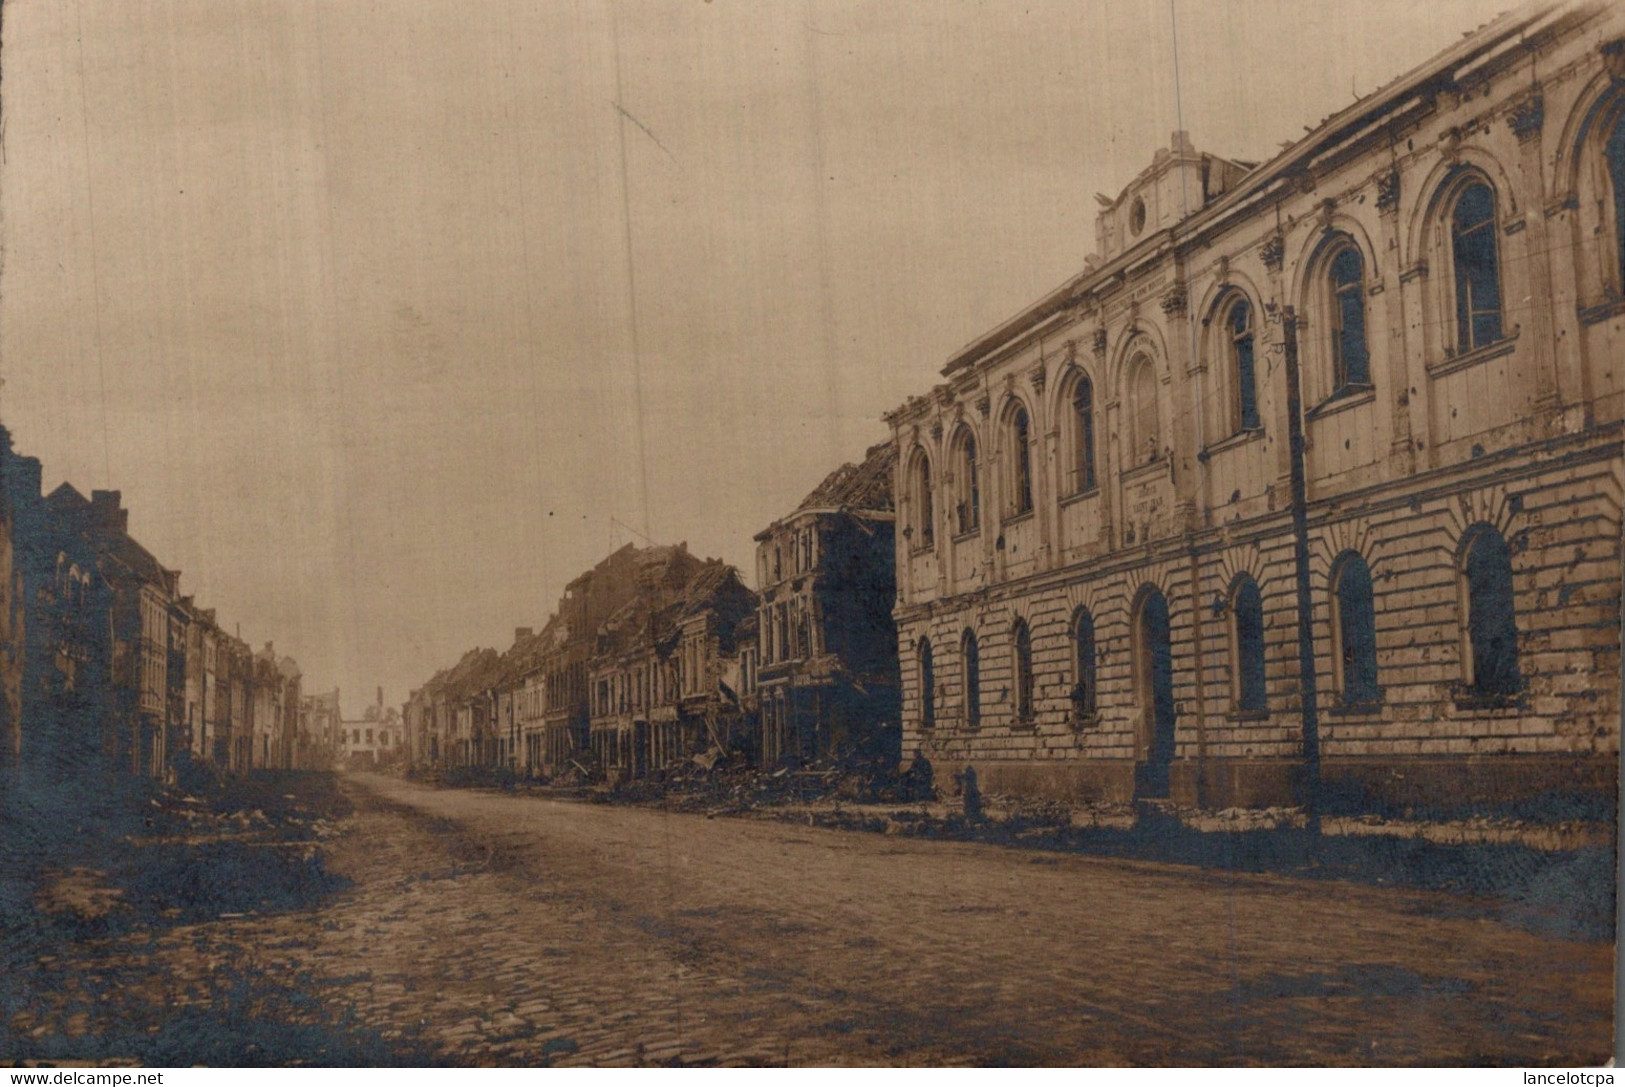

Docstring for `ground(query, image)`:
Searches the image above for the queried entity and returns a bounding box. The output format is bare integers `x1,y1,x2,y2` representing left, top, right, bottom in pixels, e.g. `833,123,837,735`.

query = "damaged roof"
756,441,896,541
594,558,755,660
795,441,896,516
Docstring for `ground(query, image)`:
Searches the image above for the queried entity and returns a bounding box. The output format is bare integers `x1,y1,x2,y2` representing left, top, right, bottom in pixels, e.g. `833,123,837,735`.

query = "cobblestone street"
6,773,1614,1066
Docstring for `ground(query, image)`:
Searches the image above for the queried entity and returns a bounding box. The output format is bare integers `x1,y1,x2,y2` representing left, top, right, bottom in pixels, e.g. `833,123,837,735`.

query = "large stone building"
885,5,1624,809
754,442,901,768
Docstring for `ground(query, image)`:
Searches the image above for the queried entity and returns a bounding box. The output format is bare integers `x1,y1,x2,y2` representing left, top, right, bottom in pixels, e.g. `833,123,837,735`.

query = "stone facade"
884,5,1624,809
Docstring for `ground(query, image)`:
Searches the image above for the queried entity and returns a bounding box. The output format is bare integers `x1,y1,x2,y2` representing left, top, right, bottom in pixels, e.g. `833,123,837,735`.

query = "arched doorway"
1135,586,1177,798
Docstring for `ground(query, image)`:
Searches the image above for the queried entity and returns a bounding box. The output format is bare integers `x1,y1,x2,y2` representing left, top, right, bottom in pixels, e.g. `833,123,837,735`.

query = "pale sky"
0,0,1516,716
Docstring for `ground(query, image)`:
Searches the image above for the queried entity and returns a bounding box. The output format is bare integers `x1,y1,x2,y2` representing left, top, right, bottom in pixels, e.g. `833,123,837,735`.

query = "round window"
1129,196,1147,237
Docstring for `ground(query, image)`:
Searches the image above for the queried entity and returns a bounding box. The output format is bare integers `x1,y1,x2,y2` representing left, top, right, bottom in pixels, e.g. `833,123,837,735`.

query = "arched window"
1450,179,1504,352
1609,113,1625,286
953,427,980,534
1007,405,1034,516
1071,609,1096,720
962,629,981,728
1328,241,1370,391
1225,298,1260,432
1071,375,1098,493
1230,577,1267,712
1133,586,1177,789
1012,619,1033,721
1127,353,1159,466
917,637,935,729
1331,553,1379,706
1461,526,1521,696
910,450,934,550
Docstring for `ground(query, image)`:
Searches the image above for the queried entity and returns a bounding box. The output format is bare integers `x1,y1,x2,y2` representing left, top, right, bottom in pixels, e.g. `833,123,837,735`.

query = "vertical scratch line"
610,0,679,1048
608,0,654,546
504,0,552,614
73,0,113,482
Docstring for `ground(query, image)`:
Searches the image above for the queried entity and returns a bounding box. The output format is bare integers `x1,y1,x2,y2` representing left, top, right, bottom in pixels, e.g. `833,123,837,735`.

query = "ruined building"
754,442,901,768
587,557,756,780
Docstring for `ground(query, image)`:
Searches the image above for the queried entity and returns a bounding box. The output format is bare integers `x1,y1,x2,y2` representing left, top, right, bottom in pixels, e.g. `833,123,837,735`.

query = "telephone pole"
1281,307,1322,833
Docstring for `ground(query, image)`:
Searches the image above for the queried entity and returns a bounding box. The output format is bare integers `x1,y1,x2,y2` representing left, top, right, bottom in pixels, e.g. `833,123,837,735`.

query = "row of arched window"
908,111,1625,548
914,522,1523,730
53,555,94,611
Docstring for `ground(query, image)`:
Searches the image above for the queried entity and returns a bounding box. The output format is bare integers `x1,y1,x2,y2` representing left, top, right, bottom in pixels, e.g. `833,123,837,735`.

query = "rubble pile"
21,773,354,937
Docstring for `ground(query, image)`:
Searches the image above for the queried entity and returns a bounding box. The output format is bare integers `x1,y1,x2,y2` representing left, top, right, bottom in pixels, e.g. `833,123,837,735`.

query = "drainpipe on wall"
1281,307,1323,833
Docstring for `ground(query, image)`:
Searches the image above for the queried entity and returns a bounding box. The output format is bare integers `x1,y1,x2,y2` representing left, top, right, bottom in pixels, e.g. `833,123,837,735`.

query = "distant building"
338,688,403,768
218,633,254,771
301,688,342,769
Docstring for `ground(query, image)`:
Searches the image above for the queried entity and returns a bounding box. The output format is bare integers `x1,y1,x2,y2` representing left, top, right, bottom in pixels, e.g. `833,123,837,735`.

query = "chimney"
376,685,383,708
515,626,533,645
14,457,42,504
90,490,128,534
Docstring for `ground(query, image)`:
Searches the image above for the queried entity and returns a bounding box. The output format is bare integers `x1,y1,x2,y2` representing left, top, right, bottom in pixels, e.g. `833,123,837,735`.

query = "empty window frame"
1071,608,1097,719
1012,618,1034,721
1609,111,1625,287
953,427,981,534
917,637,935,729
1127,354,1160,466
962,629,981,728
1230,577,1267,712
1327,239,1371,391
1449,179,1505,352
1070,375,1098,493
1007,405,1034,515
1224,298,1261,431
1331,553,1380,706
910,450,935,550
1461,526,1521,697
